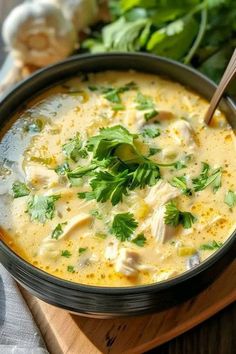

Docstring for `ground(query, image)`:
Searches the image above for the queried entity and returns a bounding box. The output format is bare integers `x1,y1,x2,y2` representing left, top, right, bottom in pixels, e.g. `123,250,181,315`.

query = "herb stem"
184,8,208,64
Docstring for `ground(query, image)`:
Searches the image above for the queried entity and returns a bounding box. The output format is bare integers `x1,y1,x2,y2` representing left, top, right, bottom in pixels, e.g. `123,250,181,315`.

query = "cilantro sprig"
135,92,155,110
63,133,88,162
132,233,147,247
111,212,138,241
192,162,222,193
224,190,236,209
199,240,223,251
170,176,192,196
164,201,196,229
12,181,30,198
26,195,60,223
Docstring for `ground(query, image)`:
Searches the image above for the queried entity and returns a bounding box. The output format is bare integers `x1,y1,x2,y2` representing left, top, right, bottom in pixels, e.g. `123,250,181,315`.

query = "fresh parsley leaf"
87,125,138,160
27,195,60,223
135,92,155,110
61,250,72,258
67,164,98,180
67,265,75,273
224,190,236,208
95,232,107,239
103,88,121,103
170,176,192,196
144,109,159,121
12,181,30,198
55,162,70,175
180,211,197,229
132,233,147,247
141,126,161,138
192,162,222,192
88,85,98,91
199,240,223,251
89,170,129,205
62,133,88,162
51,223,66,240
164,201,196,229
112,104,126,111
90,209,103,219
148,147,161,156
78,191,96,200
23,118,44,133
79,247,88,255
129,163,160,189
147,16,198,60
102,81,137,103
102,17,148,52
173,160,187,170
111,212,138,241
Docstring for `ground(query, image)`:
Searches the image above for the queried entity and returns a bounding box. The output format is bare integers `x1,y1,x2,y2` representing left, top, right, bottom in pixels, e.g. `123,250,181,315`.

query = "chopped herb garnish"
144,109,159,121
87,125,138,160
199,240,223,251
104,88,121,103
12,181,30,198
111,212,138,241
95,232,107,239
88,85,98,91
26,194,60,223
129,163,160,189
51,223,66,240
79,247,88,255
102,82,137,103
132,233,147,247
148,147,161,156
90,209,103,219
24,118,44,133
112,104,126,111
67,265,75,273
164,201,196,229
173,161,187,170
89,170,129,205
224,190,236,208
67,164,98,180
192,162,222,193
170,176,192,196
135,92,155,110
61,250,72,258
141,126,161,138
78,191,96,200
55,162,70,175
63,133,88,162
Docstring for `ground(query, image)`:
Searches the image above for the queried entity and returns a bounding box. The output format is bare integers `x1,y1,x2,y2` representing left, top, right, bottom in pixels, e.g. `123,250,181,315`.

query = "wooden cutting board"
20,260,236,354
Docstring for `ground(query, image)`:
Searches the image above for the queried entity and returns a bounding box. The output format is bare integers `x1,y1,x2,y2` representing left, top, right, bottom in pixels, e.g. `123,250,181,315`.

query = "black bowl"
0,53,236,318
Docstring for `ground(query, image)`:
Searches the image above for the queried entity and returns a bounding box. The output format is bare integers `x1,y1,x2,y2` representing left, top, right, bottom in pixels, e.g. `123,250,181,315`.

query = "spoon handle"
204,48,236,125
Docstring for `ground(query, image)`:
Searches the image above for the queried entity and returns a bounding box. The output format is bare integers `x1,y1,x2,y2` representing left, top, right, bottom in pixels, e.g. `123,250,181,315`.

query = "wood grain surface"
20,260,236,354
0,1,235,354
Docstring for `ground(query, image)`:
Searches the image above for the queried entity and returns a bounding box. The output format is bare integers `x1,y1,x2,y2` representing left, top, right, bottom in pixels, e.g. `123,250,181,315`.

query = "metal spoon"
204,48,236,125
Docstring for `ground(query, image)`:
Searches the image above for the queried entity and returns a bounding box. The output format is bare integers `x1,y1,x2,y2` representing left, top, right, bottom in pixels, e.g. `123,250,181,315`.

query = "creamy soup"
0,71,235,287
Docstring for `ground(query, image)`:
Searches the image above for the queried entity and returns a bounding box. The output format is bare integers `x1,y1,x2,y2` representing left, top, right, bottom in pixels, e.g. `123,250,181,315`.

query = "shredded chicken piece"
145,180,181,209
115,248,141,276
153,270,178,282
38,240,60,259
171,120,196,149
56,214,92,240
24,164,59,188
151,206,175,243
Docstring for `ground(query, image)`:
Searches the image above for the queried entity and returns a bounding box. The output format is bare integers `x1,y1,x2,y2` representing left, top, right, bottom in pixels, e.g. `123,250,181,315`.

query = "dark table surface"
0,1,235,354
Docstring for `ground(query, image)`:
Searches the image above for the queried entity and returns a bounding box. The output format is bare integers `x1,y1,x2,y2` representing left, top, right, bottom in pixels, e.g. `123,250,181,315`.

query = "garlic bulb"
37,0,99,31
2,1,76,67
